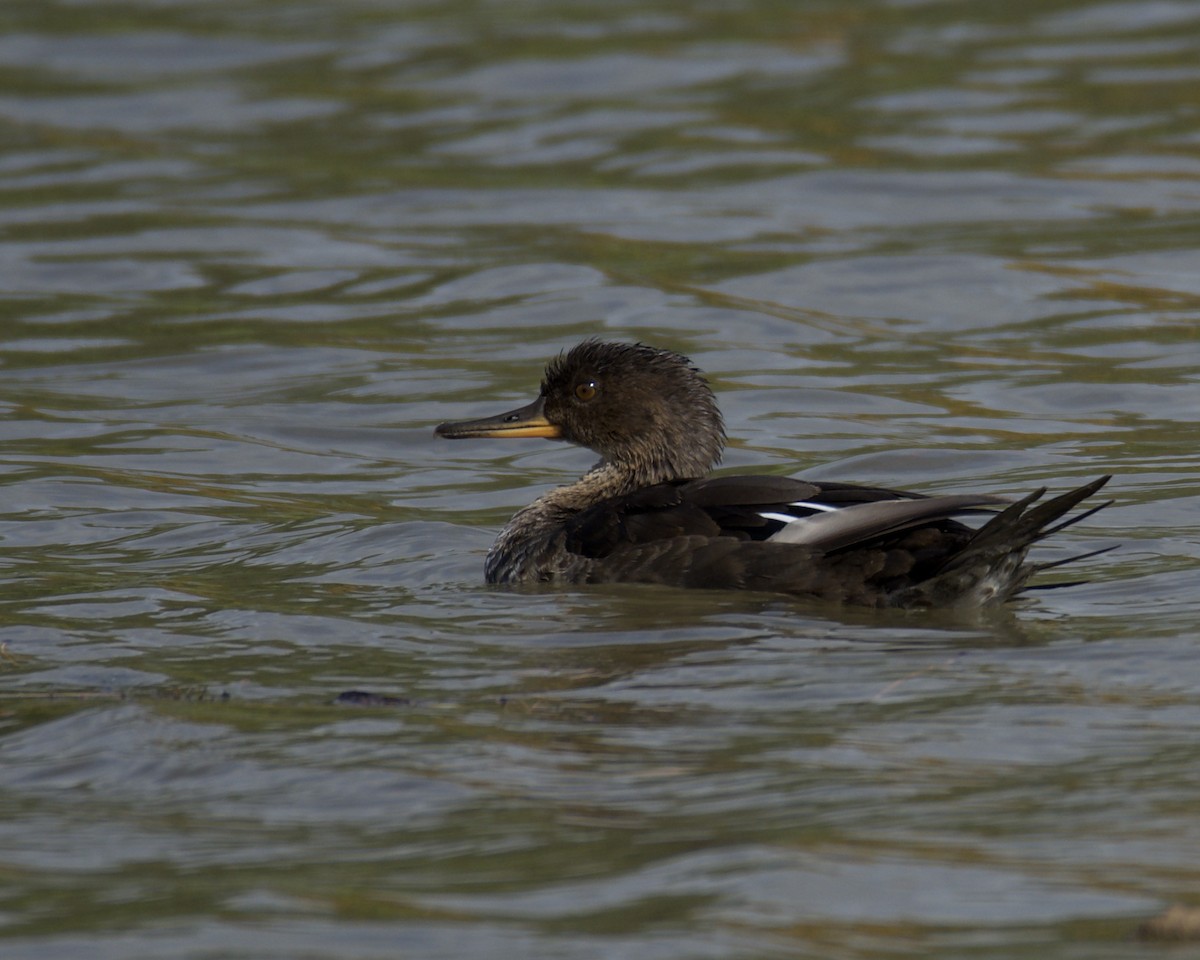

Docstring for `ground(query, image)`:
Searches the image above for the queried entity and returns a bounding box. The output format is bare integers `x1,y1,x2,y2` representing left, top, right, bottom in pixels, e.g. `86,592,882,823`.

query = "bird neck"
483,446,715,584
483,462,659,581
596,427,721,491
534,460,651,517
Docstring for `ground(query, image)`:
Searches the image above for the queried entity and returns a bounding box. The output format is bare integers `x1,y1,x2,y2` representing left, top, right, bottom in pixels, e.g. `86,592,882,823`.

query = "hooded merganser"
436,340,1112,608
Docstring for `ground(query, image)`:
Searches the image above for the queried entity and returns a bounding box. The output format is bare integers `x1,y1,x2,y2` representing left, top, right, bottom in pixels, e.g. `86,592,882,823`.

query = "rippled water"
2,1,1199,957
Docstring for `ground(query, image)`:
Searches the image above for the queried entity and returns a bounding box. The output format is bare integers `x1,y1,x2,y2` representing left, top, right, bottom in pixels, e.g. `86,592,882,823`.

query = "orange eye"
574,381,598,402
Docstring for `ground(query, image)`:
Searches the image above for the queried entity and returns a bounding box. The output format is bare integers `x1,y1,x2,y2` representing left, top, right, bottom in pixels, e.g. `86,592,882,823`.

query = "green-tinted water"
2,1,1198,957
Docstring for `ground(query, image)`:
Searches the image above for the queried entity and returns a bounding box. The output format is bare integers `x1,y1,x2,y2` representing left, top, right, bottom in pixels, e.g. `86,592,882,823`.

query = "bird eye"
574,381,598,402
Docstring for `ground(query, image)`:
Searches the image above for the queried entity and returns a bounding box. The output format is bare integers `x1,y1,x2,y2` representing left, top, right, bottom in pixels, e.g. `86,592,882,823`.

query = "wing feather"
563,476,1005,561
768,494,1006,550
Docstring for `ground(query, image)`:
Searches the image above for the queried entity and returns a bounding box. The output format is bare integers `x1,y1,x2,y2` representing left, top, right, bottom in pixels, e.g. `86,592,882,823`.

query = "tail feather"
1030,497,1114,543
970,475,1111,550
892,475,1113,607
1023,544,1121,591
1031,543,1120,574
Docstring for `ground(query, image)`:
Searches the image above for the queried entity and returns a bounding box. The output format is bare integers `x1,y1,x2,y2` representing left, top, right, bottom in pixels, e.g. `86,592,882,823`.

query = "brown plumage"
435,340,1113,608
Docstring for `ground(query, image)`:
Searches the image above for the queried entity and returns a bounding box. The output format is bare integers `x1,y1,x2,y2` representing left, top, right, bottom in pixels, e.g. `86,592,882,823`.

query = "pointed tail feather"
967,475,1112,552
893,475,1113,606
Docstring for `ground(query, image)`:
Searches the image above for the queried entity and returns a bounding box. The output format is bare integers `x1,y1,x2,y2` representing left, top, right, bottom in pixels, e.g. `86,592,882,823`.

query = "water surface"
1,0,1199,957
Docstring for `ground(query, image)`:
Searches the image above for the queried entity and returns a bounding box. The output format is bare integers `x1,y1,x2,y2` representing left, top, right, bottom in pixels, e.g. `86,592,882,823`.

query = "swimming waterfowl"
435,340,1112,608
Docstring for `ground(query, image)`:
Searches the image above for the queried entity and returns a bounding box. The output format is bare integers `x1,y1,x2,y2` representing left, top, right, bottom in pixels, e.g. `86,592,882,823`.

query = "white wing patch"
758,511,800,524
789,500,840,513
764,494,1004,549
757,501,842,525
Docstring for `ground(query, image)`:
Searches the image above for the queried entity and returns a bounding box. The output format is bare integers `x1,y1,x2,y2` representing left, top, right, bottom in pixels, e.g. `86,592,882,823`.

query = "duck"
435,340,1113,608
